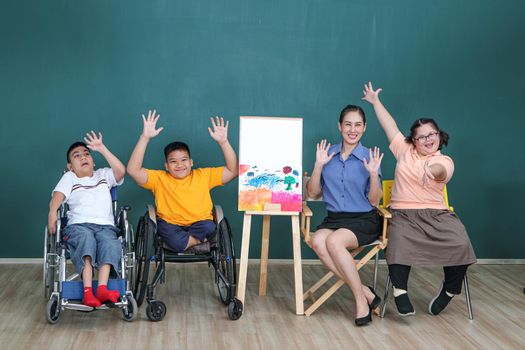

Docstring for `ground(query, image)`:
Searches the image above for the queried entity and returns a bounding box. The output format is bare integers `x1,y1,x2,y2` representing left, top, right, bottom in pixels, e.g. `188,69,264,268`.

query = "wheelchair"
133,204,243,321
43,187,138,324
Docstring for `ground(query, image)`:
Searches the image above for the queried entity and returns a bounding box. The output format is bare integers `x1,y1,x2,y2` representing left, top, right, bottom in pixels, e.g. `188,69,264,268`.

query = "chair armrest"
302,202,313,217
214,205,224,224
146,204,157,225
375,206,392,219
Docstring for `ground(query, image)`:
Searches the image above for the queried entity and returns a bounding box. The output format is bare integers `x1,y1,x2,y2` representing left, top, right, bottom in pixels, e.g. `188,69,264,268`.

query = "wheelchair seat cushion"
162,240,211,254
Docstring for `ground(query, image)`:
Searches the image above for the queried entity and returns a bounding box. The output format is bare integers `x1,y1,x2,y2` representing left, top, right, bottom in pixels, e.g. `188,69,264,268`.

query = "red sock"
96,285,120,303
83,287,101,307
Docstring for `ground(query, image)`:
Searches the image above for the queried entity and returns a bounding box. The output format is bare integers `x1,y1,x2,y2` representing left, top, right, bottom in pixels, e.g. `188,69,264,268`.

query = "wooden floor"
1,262,524,349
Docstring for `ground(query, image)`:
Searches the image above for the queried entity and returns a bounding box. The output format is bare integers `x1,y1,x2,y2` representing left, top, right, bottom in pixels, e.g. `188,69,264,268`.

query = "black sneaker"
429,282,454,315
394,293,416,316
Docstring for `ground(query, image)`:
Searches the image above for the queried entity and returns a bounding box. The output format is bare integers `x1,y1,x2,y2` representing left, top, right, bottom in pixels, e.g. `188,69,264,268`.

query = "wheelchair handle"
110,187,118,201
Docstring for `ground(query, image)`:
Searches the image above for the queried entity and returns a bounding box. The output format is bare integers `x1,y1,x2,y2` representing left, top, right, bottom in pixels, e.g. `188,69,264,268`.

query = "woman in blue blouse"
306,104,383,326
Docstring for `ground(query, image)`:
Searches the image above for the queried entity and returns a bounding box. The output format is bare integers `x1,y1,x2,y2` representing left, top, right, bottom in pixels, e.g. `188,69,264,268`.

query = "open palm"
316,139,335,166
84,131,105,152
363,147,383,174
361,81,382,105
142,109,164,139
208,116,229,144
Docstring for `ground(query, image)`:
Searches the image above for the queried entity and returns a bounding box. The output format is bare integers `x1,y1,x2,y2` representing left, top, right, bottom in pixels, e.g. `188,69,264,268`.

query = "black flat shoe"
355,307,372,327
394,293,416,316
367,286,382,310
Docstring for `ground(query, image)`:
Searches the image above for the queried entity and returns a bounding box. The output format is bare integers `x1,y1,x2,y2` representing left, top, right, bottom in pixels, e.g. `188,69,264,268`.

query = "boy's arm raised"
84,131,126,182
127,110,163,186
361,81,401,144
208,116,238,184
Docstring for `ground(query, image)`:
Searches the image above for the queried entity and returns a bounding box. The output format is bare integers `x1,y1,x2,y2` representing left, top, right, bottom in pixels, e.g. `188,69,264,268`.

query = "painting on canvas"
238,116,302,212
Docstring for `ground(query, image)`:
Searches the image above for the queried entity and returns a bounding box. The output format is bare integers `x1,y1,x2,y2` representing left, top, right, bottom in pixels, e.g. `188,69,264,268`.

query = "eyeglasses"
414,131,439,143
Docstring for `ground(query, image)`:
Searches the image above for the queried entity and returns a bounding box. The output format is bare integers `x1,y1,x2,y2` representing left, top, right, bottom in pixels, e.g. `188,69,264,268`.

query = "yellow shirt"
143,167,224,226
389,132,454,210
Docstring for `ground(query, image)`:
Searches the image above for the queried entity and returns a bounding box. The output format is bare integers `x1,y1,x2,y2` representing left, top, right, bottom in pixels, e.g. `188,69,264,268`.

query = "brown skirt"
385,209,476,267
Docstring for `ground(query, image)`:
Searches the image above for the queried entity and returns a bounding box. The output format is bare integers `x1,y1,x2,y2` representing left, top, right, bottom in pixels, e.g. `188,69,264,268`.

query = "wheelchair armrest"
214,205,224,224
146,204,157,225
375,206,392,219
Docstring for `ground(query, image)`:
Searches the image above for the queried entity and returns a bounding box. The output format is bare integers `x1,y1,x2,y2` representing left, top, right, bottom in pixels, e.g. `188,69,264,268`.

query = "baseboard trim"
0,258,43,264
252,258,525,265
2,258,524,265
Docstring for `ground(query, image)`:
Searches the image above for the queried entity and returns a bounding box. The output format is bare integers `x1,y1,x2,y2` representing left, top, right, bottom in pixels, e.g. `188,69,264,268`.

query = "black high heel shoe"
367,286,381,310
355,307,372,327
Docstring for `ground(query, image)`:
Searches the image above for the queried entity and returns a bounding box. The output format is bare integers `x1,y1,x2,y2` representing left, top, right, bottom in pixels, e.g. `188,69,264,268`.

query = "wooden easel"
236,204,304,315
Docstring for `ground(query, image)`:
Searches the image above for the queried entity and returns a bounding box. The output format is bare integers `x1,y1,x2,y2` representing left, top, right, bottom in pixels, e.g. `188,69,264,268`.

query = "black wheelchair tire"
227,298,243,321
146,300,167,322
133,215,152,307
216,217,236,305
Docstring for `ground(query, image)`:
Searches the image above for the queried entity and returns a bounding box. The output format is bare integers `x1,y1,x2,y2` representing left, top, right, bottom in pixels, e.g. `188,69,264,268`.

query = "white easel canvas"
238,116,303,212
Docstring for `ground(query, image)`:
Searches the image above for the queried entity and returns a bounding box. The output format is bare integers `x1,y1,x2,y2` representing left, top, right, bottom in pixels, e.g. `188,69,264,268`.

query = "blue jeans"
64,223,121,276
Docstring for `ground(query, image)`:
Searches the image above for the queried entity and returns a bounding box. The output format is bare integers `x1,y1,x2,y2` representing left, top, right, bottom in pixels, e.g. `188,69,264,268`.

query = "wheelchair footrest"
61,279,126,300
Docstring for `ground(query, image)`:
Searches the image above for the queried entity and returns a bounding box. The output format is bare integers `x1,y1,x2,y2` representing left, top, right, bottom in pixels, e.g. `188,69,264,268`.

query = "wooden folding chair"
300,174,392,316
378,180,474,320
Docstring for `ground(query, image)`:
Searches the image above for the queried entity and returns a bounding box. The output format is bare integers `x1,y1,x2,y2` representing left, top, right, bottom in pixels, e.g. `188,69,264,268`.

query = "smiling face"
338,110,366,146
164,149,193,179
67,145,94,177
412,123,440,156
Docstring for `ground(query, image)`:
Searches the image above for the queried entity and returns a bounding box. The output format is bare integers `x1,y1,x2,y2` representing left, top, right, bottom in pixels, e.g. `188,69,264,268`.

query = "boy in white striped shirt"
48,131,126,308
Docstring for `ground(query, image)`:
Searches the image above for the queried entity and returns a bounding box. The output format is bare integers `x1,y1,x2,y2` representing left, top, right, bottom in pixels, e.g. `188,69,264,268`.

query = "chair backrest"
381,179,453,211
381,180,394,208
302,173,323,202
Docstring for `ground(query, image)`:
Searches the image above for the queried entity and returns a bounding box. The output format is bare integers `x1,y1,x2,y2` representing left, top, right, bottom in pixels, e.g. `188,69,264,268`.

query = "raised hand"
316,139,335,166
141,109,164,139
361,81,382,105
84,130,105,153
208,116,229,145
363,147,384,175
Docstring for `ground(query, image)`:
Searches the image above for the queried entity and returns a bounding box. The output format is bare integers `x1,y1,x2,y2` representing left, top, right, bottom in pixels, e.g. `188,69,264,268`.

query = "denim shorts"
64,223,121,276
157,219,216,253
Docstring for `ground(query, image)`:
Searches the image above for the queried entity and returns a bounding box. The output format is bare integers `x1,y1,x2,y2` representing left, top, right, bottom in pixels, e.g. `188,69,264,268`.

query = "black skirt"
316,210,382,246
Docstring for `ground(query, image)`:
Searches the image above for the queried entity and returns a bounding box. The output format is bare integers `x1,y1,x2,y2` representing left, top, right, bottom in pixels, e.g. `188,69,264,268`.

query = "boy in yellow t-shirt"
127,110,238,252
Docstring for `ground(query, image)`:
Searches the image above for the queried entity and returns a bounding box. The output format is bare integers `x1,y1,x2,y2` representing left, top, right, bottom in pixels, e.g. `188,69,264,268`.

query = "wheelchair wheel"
227,298,243,321
146,300,166,322
121,293,138,322
133,215,153,306
43,228,57,300
125,225,137,293
46,294,61,324
216,217,236,305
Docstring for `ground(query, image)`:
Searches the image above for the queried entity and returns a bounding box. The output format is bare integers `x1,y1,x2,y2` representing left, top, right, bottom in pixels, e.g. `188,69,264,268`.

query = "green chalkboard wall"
1,0,524,259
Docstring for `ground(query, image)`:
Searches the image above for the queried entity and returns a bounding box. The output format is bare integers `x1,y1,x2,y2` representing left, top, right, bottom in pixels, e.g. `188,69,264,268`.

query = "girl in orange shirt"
362,82,476,317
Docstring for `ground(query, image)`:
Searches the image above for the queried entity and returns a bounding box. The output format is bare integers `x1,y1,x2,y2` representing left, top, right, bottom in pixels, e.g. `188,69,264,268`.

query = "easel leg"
236,214,252,305
291,215,304,315
259,215,271,296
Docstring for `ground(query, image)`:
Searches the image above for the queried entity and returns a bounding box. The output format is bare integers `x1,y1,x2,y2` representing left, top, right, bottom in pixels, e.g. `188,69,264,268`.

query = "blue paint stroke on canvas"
245,173,282,188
